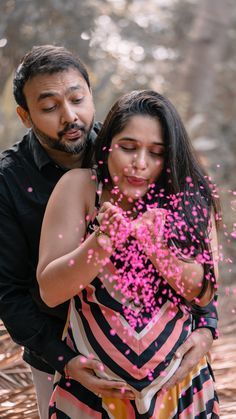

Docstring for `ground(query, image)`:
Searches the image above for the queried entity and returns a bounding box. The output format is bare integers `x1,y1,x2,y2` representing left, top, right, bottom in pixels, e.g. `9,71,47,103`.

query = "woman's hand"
97,202,130,246
131,208,167,254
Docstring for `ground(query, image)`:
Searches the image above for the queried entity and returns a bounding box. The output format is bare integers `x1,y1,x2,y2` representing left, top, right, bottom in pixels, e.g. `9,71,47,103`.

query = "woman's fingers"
98,204,125,236
99,201,119,214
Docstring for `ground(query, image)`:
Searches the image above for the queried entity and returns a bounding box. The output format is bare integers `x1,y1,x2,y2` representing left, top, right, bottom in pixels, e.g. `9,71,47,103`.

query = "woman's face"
107,114,165,203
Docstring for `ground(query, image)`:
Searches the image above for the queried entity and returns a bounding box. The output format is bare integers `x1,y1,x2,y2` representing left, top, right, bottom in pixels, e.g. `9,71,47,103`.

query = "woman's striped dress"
49,205,219,418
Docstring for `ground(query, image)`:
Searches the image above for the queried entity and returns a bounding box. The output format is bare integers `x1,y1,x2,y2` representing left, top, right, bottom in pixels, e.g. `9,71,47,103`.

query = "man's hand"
162,328,213,391
66,355,135,399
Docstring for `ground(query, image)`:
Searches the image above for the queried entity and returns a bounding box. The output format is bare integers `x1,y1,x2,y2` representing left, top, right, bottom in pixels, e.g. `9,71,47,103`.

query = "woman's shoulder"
46,168,97,220
48,169,97,212
61,167,95,181
57,168,97,192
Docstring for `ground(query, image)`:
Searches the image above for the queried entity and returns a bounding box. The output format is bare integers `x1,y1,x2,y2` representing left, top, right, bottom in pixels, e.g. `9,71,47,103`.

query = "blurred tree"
0,0,235,283
0,0,180,144
0,3,235,412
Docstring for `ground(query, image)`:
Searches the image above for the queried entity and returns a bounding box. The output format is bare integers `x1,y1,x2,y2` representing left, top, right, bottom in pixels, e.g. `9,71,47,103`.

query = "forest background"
0,0,235,417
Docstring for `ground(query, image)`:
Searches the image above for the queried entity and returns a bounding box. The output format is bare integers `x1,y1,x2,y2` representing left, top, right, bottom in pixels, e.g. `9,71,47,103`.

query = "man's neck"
40,143,84,169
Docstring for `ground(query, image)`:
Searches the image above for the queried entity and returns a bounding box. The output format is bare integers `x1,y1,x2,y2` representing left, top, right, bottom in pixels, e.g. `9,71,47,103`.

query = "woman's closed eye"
150,150,165,157
119,145,136,151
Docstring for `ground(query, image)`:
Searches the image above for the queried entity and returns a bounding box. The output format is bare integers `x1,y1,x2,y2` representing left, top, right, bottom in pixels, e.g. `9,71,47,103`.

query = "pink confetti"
82,184,221,331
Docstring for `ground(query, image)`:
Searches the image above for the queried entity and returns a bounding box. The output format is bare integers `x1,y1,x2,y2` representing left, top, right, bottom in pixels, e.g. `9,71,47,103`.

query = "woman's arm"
132,209,219,306
37,169,113,308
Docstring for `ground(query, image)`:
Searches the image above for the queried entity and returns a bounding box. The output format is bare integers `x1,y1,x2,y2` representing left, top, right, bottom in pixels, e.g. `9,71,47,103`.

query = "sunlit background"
0,0,235,417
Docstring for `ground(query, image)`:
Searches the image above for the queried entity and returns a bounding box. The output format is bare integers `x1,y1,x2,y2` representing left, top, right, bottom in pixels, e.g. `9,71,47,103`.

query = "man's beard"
31,120,94,155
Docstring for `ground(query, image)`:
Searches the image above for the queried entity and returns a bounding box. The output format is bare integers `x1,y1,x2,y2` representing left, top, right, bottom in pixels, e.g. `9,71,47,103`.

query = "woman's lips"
126,176,148,186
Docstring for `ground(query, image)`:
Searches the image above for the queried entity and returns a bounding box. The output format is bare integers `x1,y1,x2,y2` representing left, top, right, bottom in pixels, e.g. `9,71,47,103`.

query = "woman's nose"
132,151,148,170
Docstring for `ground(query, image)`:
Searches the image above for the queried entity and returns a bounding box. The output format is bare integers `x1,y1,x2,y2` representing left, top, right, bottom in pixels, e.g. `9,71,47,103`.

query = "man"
0,45,218,418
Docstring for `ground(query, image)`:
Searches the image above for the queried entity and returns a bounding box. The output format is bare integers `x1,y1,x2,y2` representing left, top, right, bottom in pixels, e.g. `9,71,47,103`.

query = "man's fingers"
163,357,196,391
86,376,135,399
162,330,214,392
163,363,190,390
163,338,194,390
67,356,135,399
101,389,135,399
163,373,180,391
78,357,104,372
174,335,193,359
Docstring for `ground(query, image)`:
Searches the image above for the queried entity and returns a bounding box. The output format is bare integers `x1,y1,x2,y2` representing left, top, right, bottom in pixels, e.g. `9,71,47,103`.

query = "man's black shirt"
0,127,100,374
0,127,218,375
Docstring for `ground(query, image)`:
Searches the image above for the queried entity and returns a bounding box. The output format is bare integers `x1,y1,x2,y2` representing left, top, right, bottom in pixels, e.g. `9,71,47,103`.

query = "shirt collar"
27,122,102,171
28,129,53,171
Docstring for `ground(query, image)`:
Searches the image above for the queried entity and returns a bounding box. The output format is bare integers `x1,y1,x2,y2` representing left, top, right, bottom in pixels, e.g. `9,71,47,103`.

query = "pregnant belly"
68,298,191,391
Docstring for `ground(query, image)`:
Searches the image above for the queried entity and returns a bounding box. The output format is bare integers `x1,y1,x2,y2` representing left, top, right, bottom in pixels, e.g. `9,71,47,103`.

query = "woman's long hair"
94,90,221,299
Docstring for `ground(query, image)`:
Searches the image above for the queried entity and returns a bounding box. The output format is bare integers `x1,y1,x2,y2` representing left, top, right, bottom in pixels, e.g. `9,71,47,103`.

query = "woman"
37,90,220,418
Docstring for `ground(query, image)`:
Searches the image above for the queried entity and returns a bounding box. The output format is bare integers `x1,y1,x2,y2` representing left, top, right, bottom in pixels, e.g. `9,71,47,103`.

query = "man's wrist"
192,317,219,340
42,338,78,375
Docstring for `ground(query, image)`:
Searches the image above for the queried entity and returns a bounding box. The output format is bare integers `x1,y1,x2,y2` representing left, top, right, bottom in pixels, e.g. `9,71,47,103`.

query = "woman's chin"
123,188,147,201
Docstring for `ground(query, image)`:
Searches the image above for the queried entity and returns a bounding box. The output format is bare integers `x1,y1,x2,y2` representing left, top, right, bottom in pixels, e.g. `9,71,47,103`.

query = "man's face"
21,68,95,154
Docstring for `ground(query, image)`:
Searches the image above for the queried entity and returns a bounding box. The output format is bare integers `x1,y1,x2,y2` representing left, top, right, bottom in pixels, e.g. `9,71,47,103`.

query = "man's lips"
126,176,148,186
63,129,84,140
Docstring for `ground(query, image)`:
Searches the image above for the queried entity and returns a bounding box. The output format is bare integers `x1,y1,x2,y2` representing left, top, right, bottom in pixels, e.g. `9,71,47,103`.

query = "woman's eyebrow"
118,137,165,146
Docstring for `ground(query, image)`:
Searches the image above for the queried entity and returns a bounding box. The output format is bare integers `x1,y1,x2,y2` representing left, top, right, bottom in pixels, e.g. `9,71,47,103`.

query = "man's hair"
13,45,91,110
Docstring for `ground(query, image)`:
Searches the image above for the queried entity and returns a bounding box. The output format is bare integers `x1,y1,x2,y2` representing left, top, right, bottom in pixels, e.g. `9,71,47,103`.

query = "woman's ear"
16,106,32,128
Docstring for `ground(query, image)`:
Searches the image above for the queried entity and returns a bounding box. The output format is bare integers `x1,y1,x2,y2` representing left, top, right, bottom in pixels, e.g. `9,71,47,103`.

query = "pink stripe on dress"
54,386,101,419
78,298,188,380
83,286,189,356
178,378,217,418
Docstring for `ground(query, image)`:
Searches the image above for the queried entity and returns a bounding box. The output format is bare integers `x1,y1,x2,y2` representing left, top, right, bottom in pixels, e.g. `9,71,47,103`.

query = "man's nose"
61,103,78,124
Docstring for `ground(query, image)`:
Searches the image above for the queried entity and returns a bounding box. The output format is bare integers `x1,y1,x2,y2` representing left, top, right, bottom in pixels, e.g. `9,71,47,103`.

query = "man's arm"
0,181,135,398
191,295,218,338
162,297,218,390
0,189,77,374
162,328,213,391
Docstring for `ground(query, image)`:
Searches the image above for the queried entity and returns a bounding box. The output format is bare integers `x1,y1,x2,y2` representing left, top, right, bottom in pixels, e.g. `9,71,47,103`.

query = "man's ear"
16,106,32,128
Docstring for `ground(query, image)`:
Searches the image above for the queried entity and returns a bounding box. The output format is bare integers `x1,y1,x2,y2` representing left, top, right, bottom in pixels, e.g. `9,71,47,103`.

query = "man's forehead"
37,85,82,102
24,68,87,98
